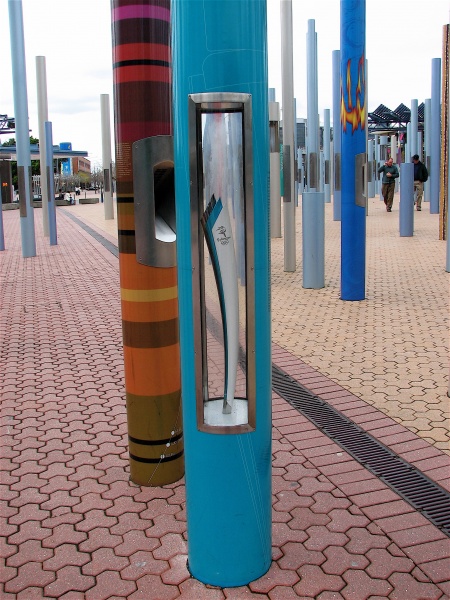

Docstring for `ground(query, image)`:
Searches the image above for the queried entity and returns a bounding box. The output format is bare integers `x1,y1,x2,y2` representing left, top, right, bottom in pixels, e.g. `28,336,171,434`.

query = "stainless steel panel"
335,153,341,191
133,135,176,268
355,152,367,208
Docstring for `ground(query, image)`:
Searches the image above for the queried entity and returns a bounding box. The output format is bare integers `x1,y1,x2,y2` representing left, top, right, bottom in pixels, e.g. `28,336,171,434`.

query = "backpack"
422,165,428,182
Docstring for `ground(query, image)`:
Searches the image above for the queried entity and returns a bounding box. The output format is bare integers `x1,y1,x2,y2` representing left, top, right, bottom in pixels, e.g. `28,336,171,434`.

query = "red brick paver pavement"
1,205,449,599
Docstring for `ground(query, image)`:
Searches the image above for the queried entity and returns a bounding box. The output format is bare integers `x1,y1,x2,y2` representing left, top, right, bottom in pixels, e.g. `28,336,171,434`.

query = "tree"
1,136,41,188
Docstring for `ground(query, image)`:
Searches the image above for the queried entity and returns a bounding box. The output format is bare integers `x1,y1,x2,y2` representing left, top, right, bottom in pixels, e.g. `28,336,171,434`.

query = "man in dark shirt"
412,154,428,211
378,157,399,212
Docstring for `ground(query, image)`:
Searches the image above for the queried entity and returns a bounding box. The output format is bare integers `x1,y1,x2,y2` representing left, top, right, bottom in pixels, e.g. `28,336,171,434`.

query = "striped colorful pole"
111,0,184,486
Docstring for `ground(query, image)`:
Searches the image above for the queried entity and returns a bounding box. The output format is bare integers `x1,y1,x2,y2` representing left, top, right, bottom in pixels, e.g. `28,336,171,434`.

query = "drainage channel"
272,365,450,537
71,218,450,537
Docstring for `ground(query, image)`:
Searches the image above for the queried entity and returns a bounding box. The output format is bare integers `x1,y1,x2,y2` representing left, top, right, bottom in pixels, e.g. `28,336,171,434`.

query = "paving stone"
81,547,129,576
345,527,390,554
340,570,393,599
418,557,450,583
4,562,56,594
248,562,300,594
6,539,53,568
365,548,414,578
160,554,190,586
43,566,95,597
321,546,369,575
304,526,349,552
387,525,447,549
388,572,443,600
294,564,345,597
129,574,181,600
42,543,90,571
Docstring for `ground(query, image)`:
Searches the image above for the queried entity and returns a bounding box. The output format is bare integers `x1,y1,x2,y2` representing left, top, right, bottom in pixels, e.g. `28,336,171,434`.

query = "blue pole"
332,49,341,221
45,122,57,245
399,163,414,237
340,0,366,301
8,0,36,258
430,58,441,214
172,0,271,587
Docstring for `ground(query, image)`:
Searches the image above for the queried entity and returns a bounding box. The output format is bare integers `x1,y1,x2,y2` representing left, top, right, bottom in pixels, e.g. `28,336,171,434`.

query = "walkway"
0,196,449,599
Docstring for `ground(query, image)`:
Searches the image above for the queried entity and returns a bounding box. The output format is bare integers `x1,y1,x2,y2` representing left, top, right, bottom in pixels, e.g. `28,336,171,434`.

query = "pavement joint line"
60,208,119,257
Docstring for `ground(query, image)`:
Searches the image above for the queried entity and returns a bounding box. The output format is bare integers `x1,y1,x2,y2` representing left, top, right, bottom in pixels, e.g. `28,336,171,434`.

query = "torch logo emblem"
340,52,366,133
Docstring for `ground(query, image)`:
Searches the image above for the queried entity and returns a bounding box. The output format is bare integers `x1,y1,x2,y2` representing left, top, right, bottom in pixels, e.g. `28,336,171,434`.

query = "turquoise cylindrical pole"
332,49,341,221
340,0,366,301
172,0,271,587
430,58,441,215
399,163,414,237
8,0,36,258
44,122,57,245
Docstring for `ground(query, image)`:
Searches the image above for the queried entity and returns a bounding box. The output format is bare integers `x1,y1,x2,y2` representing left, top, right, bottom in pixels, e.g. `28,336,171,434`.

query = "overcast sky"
0,0,448,165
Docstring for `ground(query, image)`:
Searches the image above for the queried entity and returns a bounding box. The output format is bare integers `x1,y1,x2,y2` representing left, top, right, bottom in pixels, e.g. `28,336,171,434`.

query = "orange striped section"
121,297,179,322
115,42,170,63
123,345,181,396
119,256,177,289
115,65,171,84
117,211,135,231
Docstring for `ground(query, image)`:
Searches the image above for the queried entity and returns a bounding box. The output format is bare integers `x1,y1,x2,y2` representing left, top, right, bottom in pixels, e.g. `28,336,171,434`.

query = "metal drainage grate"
272,365,450,537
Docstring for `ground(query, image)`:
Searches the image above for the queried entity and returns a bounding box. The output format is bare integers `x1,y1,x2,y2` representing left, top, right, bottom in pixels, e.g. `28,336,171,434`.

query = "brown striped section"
122,318,179,348
112,0,182,486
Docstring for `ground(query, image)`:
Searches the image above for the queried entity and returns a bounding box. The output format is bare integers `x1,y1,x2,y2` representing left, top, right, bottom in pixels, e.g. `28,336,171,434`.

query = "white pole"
36,56,49,237
101,94,114,220
323,108,331,203
280,0,296,271
410,99,418,159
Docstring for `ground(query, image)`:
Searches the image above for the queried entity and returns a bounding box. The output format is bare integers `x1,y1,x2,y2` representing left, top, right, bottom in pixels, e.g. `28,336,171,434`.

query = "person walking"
378,157,399,212
412,154,428,211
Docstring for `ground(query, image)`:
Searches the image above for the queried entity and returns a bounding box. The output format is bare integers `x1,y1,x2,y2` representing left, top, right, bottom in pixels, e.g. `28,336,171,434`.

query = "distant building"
71,156,91,177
